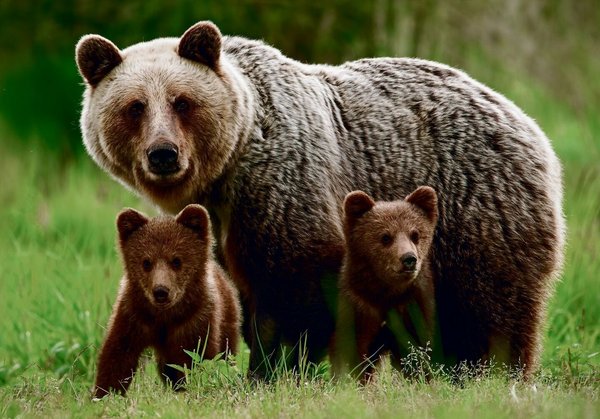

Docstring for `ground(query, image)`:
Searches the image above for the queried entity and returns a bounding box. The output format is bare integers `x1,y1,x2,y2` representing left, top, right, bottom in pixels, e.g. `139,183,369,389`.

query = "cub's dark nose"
401,252,417,271
153,286,170,304
147,142,179,175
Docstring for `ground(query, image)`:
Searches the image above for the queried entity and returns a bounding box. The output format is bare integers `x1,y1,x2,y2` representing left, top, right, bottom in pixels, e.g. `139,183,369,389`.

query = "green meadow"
0,1,599,417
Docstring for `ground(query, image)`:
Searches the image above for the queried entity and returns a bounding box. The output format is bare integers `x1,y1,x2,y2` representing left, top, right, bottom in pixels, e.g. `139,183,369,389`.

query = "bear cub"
339,186,438,380
93,204,240,398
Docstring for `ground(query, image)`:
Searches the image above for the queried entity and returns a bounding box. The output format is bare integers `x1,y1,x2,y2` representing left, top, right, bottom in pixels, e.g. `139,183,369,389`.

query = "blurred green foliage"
0,0,599,157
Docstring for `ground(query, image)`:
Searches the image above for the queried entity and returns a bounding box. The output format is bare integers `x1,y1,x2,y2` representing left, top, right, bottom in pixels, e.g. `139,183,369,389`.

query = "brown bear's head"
116,204,213,310
76,21,253,214
342,186,438,303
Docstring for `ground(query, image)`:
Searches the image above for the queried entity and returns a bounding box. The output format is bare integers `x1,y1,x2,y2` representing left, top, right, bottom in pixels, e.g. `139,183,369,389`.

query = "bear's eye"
173,97,190,114
410,230,420,244
171,257,182,270
142,258,152,272
128,101,145,119
381,233,393,246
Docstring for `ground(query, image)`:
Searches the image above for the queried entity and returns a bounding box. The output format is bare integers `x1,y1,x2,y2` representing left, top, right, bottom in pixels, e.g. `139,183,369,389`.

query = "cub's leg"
94,311,145,398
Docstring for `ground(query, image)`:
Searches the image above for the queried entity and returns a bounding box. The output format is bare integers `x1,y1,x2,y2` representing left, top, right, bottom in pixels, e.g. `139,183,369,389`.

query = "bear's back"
219,38,564,362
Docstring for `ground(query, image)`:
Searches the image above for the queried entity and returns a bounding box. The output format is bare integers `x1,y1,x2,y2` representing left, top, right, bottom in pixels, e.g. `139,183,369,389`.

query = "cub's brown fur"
337,187,438,380
93,204,240,398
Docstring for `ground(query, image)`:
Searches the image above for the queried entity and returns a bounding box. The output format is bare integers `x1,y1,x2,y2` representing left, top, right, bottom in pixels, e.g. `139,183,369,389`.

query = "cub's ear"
75,35,122,87
178,21,222,70
176,204,210,240
116,208,148,243
344,191,375,221
405,186,438,222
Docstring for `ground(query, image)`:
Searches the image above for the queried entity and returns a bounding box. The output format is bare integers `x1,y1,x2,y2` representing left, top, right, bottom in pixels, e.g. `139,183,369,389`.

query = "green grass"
0,81,598,417
1,360,598,418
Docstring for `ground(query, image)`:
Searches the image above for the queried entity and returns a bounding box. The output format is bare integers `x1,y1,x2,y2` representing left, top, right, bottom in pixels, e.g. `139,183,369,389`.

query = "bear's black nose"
147,142,179,175
153,286,170,303
401,253,417,271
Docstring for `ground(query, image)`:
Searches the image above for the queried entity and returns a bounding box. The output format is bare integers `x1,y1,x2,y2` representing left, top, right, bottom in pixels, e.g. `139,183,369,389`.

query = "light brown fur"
93,204,240,398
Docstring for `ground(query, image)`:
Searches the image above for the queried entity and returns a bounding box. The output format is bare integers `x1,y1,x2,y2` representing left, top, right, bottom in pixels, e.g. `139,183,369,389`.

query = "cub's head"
76,21,251,213
343,186,438,297
116,204,212,309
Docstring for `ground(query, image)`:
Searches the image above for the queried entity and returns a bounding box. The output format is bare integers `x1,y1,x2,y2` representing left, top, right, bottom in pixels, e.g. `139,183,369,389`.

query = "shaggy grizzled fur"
93,205,240,398
77,21,565,379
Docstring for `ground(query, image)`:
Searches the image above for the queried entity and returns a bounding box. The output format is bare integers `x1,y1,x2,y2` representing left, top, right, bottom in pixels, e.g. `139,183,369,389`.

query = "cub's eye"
173,97,190,114
381,233,393,246
142,259,152,272
128,101,145,119
410,230,420,244
171,257,182,270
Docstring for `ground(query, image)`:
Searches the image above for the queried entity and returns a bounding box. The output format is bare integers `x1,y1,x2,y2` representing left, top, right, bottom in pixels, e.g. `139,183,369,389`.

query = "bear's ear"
116,208,148,243
176,204,210,240
344,191,376,221
405,186,438,222
178,21,222,70
75,35,122,87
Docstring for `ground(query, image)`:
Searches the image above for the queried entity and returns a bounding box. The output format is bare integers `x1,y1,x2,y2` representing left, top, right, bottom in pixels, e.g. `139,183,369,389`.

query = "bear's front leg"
156,355,187,390
93,311,145,398
155,341,205,390
247,310,282,380
354,309,386,383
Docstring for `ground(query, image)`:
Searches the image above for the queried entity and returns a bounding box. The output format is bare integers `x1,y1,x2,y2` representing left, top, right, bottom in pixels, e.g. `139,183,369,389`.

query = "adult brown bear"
76,21,565,378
